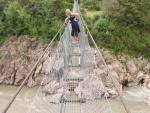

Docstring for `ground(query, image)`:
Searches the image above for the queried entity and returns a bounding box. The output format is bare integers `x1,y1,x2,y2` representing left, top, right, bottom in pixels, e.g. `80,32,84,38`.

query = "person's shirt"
70,12,79,22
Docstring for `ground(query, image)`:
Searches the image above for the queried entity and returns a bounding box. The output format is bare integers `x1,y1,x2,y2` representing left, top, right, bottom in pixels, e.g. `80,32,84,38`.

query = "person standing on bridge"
65,9,80,42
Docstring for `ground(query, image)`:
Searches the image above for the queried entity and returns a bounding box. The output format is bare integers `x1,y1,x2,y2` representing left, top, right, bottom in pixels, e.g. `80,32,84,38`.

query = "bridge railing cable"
73,1,113,113
1,22,66,113
80,13,131,113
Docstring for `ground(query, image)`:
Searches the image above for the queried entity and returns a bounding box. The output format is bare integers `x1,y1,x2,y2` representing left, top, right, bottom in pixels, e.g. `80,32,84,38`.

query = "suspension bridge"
1,1,132,113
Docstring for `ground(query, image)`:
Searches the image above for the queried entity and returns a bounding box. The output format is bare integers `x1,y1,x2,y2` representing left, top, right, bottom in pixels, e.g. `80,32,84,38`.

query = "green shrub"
0,19,4,33
83,0,150,58
82,0,101,11
0,0,72,45
95,18,109,32
3,1,29,36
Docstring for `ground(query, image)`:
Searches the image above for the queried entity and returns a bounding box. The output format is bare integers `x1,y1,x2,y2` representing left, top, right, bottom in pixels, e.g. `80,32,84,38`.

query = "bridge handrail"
1,22,66,113
80,13,131,113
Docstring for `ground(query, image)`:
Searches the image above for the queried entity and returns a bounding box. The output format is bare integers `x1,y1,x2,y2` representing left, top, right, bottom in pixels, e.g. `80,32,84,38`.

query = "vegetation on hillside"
0,0,149,58
81,0,150,58
0,0,72,45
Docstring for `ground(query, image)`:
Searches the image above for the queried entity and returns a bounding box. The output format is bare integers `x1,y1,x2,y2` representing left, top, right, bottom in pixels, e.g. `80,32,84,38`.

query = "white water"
0,86,150,113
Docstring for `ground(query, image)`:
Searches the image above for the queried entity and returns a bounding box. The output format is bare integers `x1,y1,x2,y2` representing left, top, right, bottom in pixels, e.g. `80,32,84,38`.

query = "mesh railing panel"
28,1,112,113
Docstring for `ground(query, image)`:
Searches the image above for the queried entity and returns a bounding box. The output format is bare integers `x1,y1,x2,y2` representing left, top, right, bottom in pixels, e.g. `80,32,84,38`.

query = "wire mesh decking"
27,1,112,113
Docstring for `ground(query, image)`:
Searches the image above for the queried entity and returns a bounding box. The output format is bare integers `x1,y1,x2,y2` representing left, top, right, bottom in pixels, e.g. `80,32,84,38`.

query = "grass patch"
85,10,103,19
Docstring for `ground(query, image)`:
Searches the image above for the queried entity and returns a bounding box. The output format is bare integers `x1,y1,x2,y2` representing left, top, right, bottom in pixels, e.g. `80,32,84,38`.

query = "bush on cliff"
0,0,72,45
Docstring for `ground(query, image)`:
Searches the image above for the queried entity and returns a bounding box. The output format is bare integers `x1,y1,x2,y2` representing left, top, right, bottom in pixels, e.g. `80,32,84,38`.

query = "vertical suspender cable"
1,23,65,113
80,14,131,113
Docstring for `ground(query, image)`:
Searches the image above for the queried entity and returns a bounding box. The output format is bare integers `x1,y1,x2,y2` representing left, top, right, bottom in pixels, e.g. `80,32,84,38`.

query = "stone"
135,57,148,70
127,61,138,75
75,75,105,100
111,61,126,73
93,68,107,85
106,88,118,98
136,71,146,84
27,76,37,87
146,95,150,105
14,64,28,85
42,80,60,95
47,93,62,104
144,63,150,74
106,71,122,94
34,64,43,77
106,71,119,87
143,75,150,89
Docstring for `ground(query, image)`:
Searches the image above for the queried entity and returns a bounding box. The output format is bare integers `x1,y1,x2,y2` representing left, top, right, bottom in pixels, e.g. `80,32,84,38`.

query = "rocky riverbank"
95,49,150,90
0,36,150,104
0,36,53,87
94,49,150,105
0,36,149,91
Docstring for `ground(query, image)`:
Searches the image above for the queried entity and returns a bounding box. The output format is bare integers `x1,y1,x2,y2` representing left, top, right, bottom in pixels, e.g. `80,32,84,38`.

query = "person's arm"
65,17,70,25
71,12,79,16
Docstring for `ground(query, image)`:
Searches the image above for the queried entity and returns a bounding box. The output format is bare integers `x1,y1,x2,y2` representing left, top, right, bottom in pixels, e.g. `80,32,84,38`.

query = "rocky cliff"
0,36,150,90
0,36,53,87
95,49,150,89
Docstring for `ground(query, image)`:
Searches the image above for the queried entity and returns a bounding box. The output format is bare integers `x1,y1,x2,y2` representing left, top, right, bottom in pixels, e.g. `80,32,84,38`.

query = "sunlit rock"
75,75,105,100
47,93,62,104
127,61,138,75
144,63,150,74
42,80,60,95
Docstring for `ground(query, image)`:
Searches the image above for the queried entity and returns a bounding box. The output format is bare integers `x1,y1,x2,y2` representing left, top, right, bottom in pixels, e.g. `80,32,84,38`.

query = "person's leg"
71,31,75,42
73,33,77,41
75,32,79,41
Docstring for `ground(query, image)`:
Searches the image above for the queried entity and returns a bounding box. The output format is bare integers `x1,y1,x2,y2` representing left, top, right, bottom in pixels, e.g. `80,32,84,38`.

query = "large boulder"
143,75,150,89
14,59,29,85
135,57,148,70
126,61,138,75
27,75,37,87
136,71,145,80
75,75,105,100
105,88,118,98
144,63,150,74
93,68,107,85
42,80,60,95
107,71,122,94
110,61,126,73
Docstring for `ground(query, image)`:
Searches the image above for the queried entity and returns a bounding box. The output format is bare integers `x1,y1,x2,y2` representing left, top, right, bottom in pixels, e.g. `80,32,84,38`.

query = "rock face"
0,36,53,87
0,37,150,105
42,80,60,95
127,61,138,75
95,49,150,100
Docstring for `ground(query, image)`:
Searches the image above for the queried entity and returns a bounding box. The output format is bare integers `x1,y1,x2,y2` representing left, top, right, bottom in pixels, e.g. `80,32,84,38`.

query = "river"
0,86,150,113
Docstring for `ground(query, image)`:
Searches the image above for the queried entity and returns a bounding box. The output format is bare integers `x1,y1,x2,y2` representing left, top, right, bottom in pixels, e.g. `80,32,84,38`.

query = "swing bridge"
1,1,144,113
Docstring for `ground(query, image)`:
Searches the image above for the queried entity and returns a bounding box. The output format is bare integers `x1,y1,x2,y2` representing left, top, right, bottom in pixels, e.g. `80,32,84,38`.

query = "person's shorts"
71,31,79,37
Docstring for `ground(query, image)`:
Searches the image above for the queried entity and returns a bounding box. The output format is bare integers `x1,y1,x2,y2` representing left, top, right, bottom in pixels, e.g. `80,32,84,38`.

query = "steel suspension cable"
1,22,66,113
80,14,131,113
75,2,113,112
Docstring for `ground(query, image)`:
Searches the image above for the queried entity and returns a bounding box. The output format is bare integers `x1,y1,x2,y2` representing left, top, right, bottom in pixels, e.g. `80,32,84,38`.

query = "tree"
115,0,150,29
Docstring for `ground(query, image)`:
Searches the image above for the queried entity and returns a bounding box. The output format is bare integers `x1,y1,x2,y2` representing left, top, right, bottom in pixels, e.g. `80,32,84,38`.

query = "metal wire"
1,1,127,113
1,22,66,113
80,11,131,113
29,1,114,113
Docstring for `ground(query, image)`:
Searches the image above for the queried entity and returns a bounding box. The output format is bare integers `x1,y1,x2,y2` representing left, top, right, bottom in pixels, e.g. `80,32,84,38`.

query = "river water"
0,86,150,113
